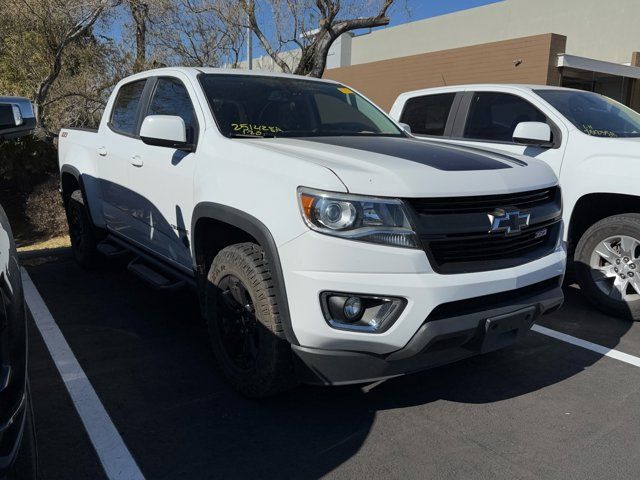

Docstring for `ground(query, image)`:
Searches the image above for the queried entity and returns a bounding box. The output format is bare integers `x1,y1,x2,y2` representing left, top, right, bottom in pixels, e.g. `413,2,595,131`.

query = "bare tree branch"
240,0,292,73
237,0,397,77
33,0,111,132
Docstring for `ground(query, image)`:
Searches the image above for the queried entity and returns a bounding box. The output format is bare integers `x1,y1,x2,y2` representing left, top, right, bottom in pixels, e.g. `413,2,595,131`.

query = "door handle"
97,146,107,157
130,155,143,167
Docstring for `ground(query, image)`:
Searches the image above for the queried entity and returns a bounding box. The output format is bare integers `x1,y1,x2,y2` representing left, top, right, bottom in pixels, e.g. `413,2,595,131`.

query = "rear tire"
65,191,100,269
205,243,296,398
575,214,640,321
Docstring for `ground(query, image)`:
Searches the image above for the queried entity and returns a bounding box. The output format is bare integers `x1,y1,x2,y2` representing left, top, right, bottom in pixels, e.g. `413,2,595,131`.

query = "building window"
463,92,547,142
400,93,456,136
560,69,633,107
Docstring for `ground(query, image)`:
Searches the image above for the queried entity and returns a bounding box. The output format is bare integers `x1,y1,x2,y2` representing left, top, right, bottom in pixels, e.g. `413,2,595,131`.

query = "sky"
101,0,503,60
388,0,502,27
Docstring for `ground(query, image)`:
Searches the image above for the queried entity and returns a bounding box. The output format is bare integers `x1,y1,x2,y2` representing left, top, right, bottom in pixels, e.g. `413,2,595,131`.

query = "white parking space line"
21,268,145,480
532,324,640,368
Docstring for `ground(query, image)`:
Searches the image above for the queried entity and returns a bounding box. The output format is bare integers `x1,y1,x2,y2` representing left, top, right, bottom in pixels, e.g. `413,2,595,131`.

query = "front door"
451,91,567,177
124,76,200,270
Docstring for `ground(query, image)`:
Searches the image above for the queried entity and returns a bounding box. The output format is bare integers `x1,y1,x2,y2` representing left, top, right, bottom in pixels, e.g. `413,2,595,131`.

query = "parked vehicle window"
147,78,198,143
198,74,404,138
400,93,456,136
110,80,146,135
536,89,640,138
464,92,547,142
313,93,381,132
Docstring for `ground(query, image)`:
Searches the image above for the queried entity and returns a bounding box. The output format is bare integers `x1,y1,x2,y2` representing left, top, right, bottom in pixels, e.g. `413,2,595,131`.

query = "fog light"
343,296,363,321
321,292,407,333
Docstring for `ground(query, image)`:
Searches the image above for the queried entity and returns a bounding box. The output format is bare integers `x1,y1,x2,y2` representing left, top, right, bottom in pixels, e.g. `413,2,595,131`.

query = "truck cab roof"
393,84,582,101
116,66,342,85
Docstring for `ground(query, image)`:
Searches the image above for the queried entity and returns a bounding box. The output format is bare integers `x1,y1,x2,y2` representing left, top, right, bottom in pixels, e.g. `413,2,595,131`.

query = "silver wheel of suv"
575,214,640,321
590,235,640,302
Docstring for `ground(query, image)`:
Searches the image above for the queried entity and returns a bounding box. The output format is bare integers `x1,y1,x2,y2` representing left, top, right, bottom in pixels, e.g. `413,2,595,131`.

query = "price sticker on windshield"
231,123,283,136
338,87,354,95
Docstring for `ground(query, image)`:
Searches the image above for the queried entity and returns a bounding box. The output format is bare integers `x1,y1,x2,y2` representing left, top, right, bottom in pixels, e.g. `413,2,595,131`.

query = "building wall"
324,34,566,112
347,0,640,67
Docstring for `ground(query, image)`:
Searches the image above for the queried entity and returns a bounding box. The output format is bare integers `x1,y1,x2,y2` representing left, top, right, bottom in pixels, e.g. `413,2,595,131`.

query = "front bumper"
294,279,563,385
279,230,566,354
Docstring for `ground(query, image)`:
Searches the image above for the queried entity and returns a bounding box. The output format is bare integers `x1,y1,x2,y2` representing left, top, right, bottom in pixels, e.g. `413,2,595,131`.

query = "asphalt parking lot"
21,252,640,480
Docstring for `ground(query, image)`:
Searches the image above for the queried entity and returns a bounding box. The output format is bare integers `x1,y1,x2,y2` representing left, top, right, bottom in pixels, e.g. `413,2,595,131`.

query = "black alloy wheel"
216,274,260,372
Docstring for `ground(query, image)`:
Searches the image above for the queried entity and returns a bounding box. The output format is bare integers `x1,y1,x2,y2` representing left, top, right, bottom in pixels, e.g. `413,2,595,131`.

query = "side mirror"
398,122,412,134
140,115,192,151
513,122,553,147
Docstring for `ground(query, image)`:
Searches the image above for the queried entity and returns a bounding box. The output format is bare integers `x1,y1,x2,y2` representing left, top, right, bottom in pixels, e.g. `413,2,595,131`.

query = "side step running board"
127,258,186,291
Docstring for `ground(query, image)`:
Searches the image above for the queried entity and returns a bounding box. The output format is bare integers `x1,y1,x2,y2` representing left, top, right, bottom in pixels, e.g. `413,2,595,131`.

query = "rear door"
96,79,149,237
450,90,568,177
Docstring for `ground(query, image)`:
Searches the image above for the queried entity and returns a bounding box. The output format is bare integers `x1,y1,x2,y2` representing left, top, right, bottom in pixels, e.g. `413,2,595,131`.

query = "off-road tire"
575,213,640,321
65,191,100,269
206,243,296,398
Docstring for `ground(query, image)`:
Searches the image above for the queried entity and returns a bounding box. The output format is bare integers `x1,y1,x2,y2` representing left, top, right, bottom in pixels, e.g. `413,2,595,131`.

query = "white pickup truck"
391,85,640,321
58,68,565,397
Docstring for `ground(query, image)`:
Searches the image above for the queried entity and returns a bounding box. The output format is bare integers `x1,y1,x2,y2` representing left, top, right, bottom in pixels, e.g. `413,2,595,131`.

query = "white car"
391,84,640,321
58,68,565,397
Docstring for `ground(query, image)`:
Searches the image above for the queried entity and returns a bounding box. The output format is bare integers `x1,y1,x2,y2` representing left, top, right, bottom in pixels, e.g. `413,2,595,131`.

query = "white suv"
392,85,640,321
58,69,565,396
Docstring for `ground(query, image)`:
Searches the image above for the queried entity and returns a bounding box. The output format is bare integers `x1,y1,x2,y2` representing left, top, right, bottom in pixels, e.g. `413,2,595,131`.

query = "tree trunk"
130,1,149,72
242,0,394,79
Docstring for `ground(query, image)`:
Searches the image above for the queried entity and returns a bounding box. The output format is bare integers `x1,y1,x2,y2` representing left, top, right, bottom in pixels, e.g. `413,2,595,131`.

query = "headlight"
298,187,419,248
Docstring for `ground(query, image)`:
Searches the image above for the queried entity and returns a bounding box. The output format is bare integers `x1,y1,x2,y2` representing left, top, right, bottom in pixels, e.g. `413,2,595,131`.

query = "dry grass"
24,176,68,238
17,234,70,252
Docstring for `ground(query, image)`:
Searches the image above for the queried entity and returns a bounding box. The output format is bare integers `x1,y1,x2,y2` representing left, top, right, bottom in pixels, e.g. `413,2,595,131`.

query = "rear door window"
110,80,146,136
399,93,456,136
463,92,547,142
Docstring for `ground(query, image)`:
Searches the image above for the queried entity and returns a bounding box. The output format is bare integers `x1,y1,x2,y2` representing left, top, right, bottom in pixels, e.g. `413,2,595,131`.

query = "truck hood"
244,136,557,197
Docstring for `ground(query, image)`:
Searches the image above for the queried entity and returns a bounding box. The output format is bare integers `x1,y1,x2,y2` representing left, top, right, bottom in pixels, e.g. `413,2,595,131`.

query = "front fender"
191,202,299,345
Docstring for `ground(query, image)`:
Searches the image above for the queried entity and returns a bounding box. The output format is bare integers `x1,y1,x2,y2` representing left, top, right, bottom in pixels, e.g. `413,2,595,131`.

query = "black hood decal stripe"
296,136,518,171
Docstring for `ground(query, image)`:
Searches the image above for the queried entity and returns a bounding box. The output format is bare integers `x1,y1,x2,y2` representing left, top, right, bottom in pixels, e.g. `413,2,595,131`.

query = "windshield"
535,89,640,138
199,74,404,138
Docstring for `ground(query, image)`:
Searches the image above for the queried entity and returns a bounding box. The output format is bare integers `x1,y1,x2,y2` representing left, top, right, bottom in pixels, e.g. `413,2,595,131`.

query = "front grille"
426,222,560,273
405,187,562,274
407,187,557,215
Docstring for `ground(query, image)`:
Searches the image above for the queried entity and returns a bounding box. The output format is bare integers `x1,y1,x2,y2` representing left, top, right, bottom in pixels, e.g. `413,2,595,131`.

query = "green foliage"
0,1,115,181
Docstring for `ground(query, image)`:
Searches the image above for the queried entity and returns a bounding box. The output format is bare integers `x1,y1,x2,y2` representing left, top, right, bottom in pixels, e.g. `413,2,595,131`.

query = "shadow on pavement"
24,256,634,479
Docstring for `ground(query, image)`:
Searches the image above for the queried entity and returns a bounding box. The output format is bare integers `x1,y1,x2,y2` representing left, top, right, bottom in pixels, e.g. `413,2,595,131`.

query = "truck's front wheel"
575,214,640,321
65,192,100,269
205,243,296,397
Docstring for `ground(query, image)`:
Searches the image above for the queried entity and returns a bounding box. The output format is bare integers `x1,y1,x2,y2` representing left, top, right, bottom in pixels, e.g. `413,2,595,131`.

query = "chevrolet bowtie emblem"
488,209,531,235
